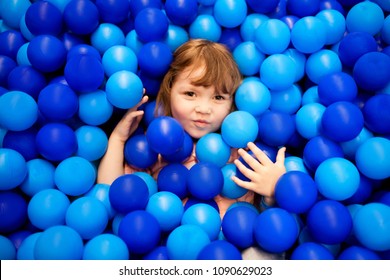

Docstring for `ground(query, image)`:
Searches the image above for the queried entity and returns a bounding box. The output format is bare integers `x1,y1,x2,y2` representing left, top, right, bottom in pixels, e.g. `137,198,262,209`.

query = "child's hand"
231,142,286,206
111,95,149,143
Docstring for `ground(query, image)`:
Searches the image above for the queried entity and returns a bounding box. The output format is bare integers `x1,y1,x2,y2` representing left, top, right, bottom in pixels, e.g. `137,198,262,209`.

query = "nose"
195,104,211,114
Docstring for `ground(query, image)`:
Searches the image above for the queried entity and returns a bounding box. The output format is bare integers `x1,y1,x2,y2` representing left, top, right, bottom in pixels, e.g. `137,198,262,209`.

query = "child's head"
155,39,242,138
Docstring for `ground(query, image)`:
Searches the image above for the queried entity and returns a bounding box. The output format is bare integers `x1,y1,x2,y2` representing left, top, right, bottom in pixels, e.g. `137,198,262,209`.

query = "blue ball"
275,171,318,214
167,224,210,260
307,200,352,244
66,197,108,240
316,9,346,45
129,0,162,17
3,128,38,161
163,25,190,52
221,111,258,148
17,232,41,260
146,116,185,155
102,45,137,77
7,65,46,99
0,0,30,29
260,54,296,91
240,13,269,42
83,233,129,260
0,148,27,191
182,203,221,241
124,134,158,169
75,125,108,162
187,162,224,201
246,0,279,13
284,156,310,174
255,19,290,55
143,246,169,260
197,240,242,260
189,15,222,42
118,210,161,255
34,225,84,260
291,16,327,54
135,8,169,42
221,163,248,199
64,0,100,35
27,189,70,230
218,27,242,52
0,55,17,87
165,0,198,26
0,191,28,234
287,0,320,17
0,235,16,260
157,163,188,199
137,42,172,78
146,191,184,232
321,101,364,142
305,49,342,84
78,89,113,126
95,0,131,24
54,156,96,196
363,94,390,135
196,133,231,168
291,242,334,260
318,72,358,106
283,48,307,82
221,206,258,249
90,23,125,54
109,174,149,214
85,183,117,219
67,44,101,61
0,91,38,132
25,1,63,36
257,111,295,147
20,159,55,196
0,30,26,60
233,41,265,76
270,84,302,115
338,245,381,260
162,131,193,163
254,208,299,253
346,1,384,36
133,172,158,198
214,0,247,28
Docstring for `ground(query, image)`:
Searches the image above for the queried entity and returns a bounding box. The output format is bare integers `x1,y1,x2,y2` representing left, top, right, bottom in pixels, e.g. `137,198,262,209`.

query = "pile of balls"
1,0,390,260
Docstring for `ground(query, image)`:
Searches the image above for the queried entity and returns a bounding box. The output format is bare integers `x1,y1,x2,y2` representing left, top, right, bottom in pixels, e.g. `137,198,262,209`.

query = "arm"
97,95,149,185
231,142,286,207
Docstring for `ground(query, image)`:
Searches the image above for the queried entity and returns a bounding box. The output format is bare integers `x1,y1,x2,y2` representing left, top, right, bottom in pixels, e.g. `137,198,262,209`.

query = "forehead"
177,65,207,84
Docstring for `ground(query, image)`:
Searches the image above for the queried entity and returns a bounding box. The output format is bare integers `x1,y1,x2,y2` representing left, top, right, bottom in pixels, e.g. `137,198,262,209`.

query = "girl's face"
170,66,233,139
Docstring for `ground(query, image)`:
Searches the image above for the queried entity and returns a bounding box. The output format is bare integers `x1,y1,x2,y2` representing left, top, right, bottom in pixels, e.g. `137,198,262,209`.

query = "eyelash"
184,91,226,100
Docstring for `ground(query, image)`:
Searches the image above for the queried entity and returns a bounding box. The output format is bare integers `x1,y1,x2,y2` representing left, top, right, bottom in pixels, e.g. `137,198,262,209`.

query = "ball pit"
0,0,390,261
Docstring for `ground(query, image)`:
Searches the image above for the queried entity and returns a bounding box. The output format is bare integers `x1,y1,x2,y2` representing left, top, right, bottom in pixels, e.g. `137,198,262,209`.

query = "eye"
215,95,225,100
184,91,195,97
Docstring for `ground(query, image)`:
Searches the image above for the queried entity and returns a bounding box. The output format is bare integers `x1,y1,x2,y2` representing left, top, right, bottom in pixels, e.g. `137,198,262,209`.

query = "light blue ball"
78,90,114,126
240,13,269,42
54,156,96,196
316,9,346,45
270,84,302,114
102,45,137,77
34,225,84,260
105,70,143,109
75,125,108,161
85,183,117,219
235,78,270,117
189,15,221,41
306,49,342,84
295,102,326,139
221,163,248,199
302,86,320,105
0,235,16,260
146,191,184,232
195,133,231,168
284,156,310,174
260,54,296,91
0,91,38,131
291,16,327,54
0,0,30,29
340,127,374,160
353,203,390,251
27,189,70,230
381,15,390,45
213,0,247,28
255,18,290,55
125,30,143,55
133,171,158,198
221,111,258,148
283,48,307,82
16,42,31,66
233,41,265,76
83,233,129,260
0,148,27,191
346,1,384,36
163,24,189,52
90,23,125,54
20,159,55,197
17,232,42,260
66,197,109,240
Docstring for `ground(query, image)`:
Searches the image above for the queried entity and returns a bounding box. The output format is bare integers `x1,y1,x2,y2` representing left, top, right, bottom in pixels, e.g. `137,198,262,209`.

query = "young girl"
97,39,286,218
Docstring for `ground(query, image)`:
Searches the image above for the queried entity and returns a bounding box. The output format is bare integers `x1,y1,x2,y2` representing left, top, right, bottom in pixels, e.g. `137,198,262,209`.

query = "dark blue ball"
165,0,198,26
257,111,295,146
0,30,26,60
0,191,28,234
162,132,193,163
7,65,46,100
338,245,381,260
363,94,390,135
0,55,17,87
3,128,38,161
157,163,188,199
64,0,100,35
246,0,279,13
197,240,242,260
124,134,158,169
287,0,320,17
129,0,162,17
135,8,169,42
291,242,335,260
138,42,173,78
24,1,63,36
96,0,131,24
143,246,169,260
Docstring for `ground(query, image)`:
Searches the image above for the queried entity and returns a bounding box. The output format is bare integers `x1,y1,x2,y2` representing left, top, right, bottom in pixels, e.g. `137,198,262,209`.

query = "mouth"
193,119,210,128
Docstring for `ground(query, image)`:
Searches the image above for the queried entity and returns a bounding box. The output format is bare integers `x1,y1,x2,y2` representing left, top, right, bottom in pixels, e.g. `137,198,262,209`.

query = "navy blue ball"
197,240,242,260
0,55,17,87
0,191,28,234
165,0,198,26
135,8,169,42
157,163,188,199
7,65,46,100
138,42,173,78
0,30,26,60
124,134,158,169
3,128,38,161
25,1,63,36
363,94,390,135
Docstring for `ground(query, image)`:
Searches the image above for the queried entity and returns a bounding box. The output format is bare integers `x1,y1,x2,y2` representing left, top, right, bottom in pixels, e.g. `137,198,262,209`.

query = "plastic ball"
218,27,242,52
315,157,360,201
275,171,318,214
189,15,222,42
65,196,108,240
38,83,78,121
63,0,99,35
291,242,334,260
291,16,327,54
338,245,381,260
355,137,390,180
16,42,30,66
64,54,105,92
17,232,41,260
307,200,353,245
353,203,390,251
109,174,149,214
7,65,46,100
27,189,70,230
0,0,30,29
0,91,38,132
20,159,55,197
305,49,342,84
83,233,129,260
162,131,193,163
197,240,242,260
102,45,137,77
146,116,185,155
214,0,247,28
143,246,169,260
303,136,344,172
164,0,198,26
257,111,295,147
338,31,377,68
166,224,210,260
315,8,346,45
2,129,38,162
0,30,26,60
254,208,299,253
363,94,390,135
318,72,358,106
75,125,108,161
90,23,125,54
287,0,320,17
0,235,16,260
0,55,17,87
195,133,231,168
137,42,173,78
321,101,364,142
0,148,27,191
187,162,224,201
221,111,258,148
78,89,113,126
233,41,265,76
34,225,84,260
182,203,221,241
234,78,271,117
260,53,296,91
95,0,130,24
346,1,384,36
283,48,307,82
240,13,269,42
0,191,28,234
24,1,63,36
118,210,161,255
255,19,290,55
246,0,279,13
221,163,248,199
284,156,310,174
164,25,190,52
54,156,96,196
134,8,169,42
145,191,184,232
124,134,158,169
221,206,258,249
270,84,302,114
67,44,101,61
132,172,157,199
85,183,116,219
156,163,188,199
353,52,390,92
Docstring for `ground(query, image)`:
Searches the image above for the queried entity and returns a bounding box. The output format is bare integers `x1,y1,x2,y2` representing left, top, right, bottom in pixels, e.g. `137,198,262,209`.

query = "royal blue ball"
257,111,295,147
135,8,169,42
124,134,158,169
0,55,17,87
0,191,28,234
197,240,242,260
162,131,193,163
0,30,26,60
287,0,320,17
143,246,169,260
318,72,358,106
338,245,381,260
137,42,172,78
7,65,46,100
129,0,162,17
246,0,279,13
95,0,131,24
64,0,100,35
363,94,390,135
157,163,188,199
291,242,334,260
24,1,63,36
165,0,198,26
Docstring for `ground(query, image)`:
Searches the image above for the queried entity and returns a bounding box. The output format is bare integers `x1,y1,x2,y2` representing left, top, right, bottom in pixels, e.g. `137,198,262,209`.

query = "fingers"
276,146,286,164
247,142,273,165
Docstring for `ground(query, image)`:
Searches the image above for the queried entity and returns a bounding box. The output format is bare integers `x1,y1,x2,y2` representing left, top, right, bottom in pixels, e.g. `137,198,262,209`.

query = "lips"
193,119,210,128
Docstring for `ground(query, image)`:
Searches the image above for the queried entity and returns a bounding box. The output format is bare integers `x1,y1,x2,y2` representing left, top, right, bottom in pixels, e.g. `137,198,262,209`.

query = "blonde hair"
155,39,242,116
